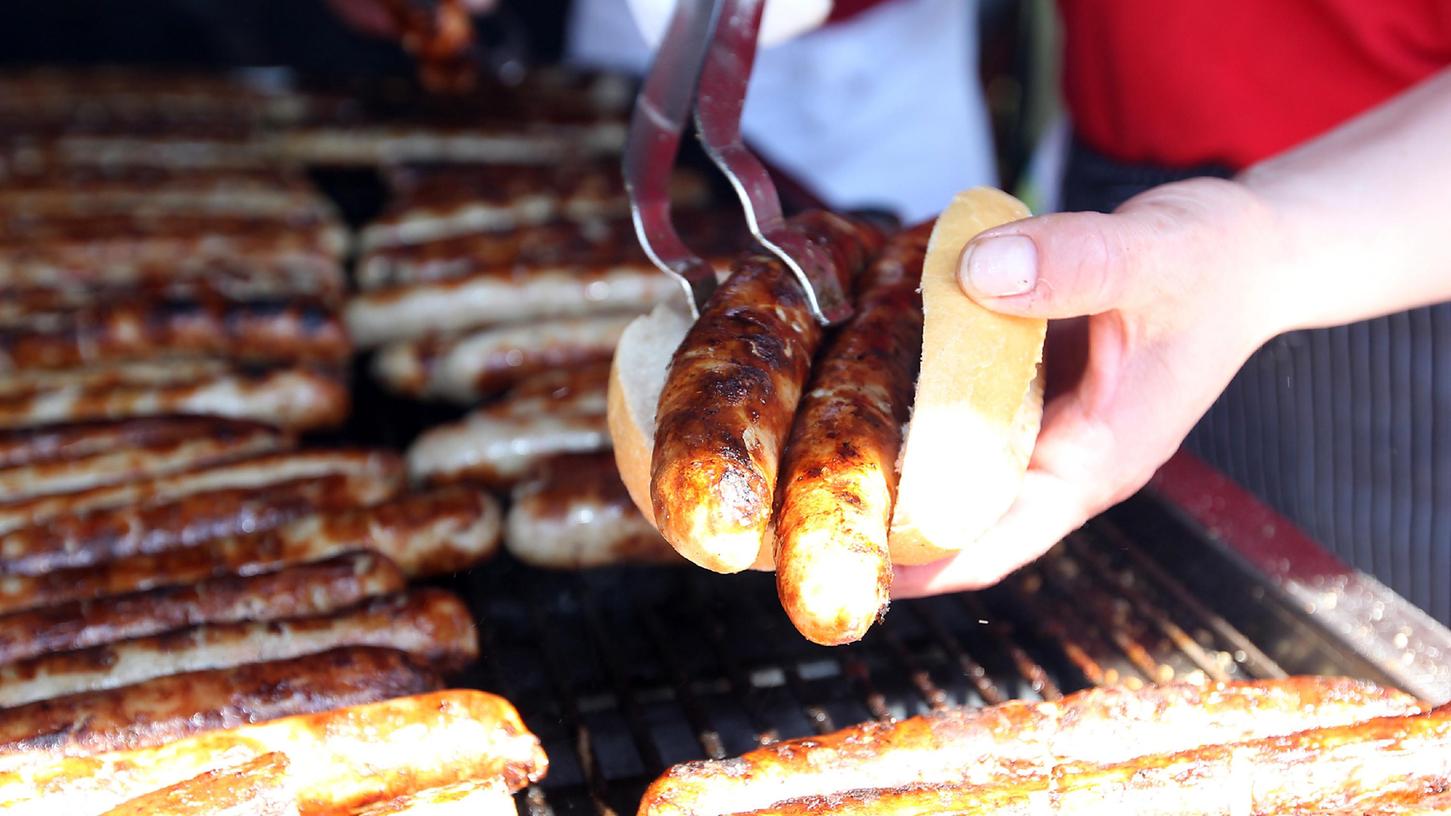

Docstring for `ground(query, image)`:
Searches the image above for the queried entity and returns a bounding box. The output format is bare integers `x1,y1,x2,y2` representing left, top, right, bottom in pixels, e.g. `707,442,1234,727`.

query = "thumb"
956,211,1153,319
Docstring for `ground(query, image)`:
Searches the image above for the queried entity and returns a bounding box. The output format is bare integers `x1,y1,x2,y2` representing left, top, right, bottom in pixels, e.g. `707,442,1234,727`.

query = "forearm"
1241,66,1451,333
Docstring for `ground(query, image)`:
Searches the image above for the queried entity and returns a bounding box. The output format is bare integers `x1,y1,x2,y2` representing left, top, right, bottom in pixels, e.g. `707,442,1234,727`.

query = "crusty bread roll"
607,188,1044,571
607,302,690,527
887,188,1046,564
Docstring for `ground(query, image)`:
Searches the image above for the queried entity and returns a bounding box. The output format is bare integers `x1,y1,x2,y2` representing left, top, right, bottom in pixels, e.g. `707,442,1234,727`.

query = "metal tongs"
622,0,852,326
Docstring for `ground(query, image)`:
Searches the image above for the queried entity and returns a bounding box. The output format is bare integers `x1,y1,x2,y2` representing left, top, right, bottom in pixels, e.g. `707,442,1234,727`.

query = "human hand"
893,177,1295,596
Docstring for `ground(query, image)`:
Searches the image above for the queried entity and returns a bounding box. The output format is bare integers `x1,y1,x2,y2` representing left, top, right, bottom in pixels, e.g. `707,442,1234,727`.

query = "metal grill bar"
1065,534,1234,682
1092,518,1289,678
445,494,1408,816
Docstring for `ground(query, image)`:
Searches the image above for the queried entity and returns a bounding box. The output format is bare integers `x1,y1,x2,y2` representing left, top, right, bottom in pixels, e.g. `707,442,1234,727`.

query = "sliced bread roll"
607,188,1045,570
887,188,1046,564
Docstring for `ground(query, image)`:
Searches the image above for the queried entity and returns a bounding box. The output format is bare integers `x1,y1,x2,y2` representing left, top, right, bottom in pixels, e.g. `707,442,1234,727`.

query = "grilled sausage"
651,212,881,573
0,185,329,221
279,118,627,168
0,448,399,536
773,227,930,645
741,705,1451,816
100,753,298,816
0,646,440,765
637,677,1428,816
0,421,288,504
0,227,343,293
0,414,247,467
0,365,349,431
0,470,403,577
407,364,611,485
0,259,347,316
0,590,476,707
373,312,635,402
0,550,404,664
0,296,349,371
0,486,496,610
506,453,676,569
0,689,548,815
347,261,681,348
353,778,516,816
358,160,705,251
355,217,647,290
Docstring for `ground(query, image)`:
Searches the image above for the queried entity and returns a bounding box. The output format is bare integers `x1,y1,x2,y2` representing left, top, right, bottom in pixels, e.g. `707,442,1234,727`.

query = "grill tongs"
623,0,852,326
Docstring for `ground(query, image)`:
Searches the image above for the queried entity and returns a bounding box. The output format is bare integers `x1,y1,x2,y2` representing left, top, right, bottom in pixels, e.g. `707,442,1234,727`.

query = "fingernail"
959,234,1038,298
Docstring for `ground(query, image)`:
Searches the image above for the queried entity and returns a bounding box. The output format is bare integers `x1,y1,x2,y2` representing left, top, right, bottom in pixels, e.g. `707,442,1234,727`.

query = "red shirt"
1059,0,1451,169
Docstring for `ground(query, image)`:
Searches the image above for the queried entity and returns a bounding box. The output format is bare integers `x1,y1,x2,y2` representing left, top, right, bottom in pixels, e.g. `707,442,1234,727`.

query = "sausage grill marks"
773,226,930,645
0,550,404,665
0,295,350,371
0,469,403,576
0,589,478,707
0,486,497,613
650,211,883,573
0,646,441,765
0,689,547,815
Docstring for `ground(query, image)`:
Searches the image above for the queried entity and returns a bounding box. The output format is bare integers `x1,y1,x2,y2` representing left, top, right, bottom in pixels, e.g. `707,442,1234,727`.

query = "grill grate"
437,493,1338,816
314,170,1438,816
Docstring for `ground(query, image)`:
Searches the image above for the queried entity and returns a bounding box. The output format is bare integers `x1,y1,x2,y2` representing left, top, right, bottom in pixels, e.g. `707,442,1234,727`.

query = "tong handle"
622,0,721,318
694,0,852,325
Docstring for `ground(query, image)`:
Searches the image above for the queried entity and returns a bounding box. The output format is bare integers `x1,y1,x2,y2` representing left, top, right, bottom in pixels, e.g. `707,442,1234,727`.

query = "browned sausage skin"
0,416,269,469
0,423,289,504
650,212,882,573
736,705,1451,816
0,689,548,815
0,646,441,764
0,469,403,577
0,486,497,613
99,753,297,816
0,589,478,707
0,296,349,371
774,226,930,645
0,448,402,537
637,677,1427,816
0,365,351,431
0,550,404,664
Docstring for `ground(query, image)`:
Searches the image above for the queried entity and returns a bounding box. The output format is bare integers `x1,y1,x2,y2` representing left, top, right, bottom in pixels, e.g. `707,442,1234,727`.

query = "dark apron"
1063,139,1451,626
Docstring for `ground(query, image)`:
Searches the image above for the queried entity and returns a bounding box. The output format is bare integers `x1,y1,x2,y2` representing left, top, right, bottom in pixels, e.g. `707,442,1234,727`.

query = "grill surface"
315,167,1449,816
436,493,1393,816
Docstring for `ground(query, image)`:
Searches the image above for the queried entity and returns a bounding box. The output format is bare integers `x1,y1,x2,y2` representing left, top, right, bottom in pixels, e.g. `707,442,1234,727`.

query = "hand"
326,0,496,41
893,177,1294,597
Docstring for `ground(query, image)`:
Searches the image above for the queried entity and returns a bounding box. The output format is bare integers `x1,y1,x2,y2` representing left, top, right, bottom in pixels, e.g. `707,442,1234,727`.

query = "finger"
891,468,1091,598
956,211,1153,319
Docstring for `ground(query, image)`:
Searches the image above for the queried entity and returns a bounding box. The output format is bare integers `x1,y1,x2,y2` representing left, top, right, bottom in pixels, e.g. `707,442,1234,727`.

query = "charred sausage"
0,689,548,815
0,486,497,610
0,296,349,371
372,313,635,402
0,449,400,536
505,453,675,569
407,364,611,485
0,550,404,664
0,366,350,431
0,421,288,503
0,646,440,764
0,589,477,707
773,226,929,645
0,469,404,577
638,677,1428,816
650,212,881,573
